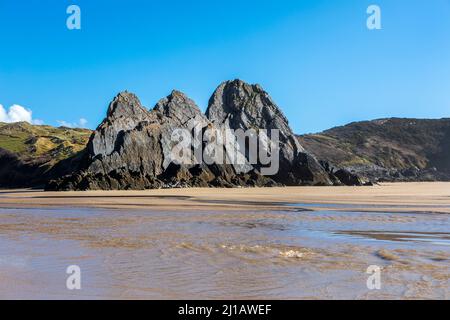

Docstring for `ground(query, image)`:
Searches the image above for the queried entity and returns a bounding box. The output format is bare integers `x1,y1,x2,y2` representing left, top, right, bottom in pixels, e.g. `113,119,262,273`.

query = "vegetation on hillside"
0,122,92,187
0,121,91,163
298,118,450,181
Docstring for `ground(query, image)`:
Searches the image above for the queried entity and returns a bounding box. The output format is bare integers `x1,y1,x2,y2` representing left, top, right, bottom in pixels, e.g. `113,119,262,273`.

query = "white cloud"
57,118,88,128
0,103,43,125
0,103,88,128
56,120,73,127
79,118,88,127
32,119,45,125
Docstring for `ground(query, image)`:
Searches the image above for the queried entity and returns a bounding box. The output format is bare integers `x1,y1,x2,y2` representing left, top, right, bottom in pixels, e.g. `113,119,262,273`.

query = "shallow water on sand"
0,206,448,299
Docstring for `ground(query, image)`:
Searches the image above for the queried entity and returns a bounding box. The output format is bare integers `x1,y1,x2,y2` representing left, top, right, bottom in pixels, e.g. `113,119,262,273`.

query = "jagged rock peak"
89,91,153,157
206,79,300,147
206,79,290,128
154,89,205,125
106,91,150,120
205,79,333,186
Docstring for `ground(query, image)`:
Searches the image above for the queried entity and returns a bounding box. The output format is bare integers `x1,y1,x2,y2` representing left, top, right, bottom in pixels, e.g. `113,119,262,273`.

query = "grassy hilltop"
0,122,92,187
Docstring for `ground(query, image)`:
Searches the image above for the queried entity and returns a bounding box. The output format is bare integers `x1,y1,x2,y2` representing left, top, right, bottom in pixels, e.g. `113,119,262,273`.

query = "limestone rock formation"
48,92,164,190
47,88,277,190
206,80,332,186
47,80,336,190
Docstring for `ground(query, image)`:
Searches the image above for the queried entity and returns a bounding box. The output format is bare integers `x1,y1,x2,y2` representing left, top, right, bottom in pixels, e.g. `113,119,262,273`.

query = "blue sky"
1,0,449,133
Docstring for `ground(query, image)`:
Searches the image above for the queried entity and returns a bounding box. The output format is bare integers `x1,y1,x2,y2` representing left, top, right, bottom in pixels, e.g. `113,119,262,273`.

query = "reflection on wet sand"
0,205,449,299
338,230,450,245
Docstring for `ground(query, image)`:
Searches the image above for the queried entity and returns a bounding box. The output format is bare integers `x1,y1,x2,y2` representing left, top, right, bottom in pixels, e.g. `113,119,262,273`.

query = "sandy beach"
0,182,449,299
0,182,449,213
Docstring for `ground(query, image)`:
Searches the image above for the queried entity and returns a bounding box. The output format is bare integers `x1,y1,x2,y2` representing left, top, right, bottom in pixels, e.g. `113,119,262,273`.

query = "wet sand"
0,182,450,213
0,183,449,299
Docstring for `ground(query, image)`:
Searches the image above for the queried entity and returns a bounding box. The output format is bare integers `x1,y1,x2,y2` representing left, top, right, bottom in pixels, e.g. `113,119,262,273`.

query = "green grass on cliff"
0,122,92,164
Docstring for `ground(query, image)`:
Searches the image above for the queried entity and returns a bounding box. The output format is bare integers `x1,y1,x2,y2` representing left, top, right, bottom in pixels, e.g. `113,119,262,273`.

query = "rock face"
207,80,332,186
47,80,335,190
334,169,364,186
47,92,162,190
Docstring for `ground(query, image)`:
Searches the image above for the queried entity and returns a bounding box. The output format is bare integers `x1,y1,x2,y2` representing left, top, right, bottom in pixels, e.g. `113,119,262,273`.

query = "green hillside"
0,122,91,164
0,122,92,188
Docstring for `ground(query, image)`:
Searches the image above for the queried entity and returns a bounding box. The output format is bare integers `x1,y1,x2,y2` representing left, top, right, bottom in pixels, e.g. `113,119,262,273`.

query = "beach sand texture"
0,183,449,299
0,182,449,213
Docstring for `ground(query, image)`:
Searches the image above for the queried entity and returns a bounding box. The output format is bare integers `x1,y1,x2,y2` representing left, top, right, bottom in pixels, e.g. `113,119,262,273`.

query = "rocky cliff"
298,118,450,182
206,80,332,186
47,80,335,190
